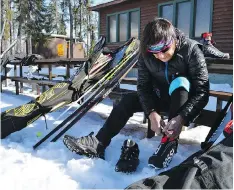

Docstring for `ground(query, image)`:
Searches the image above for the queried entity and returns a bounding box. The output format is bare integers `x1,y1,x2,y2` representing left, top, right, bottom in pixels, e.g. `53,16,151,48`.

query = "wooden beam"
132,58,233,74
8,58,88,65
209,90,232,101
205,58,233,65
207,63,233,74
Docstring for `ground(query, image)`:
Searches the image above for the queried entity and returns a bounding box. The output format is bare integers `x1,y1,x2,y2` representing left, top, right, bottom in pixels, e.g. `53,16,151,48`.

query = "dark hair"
140,17,176,57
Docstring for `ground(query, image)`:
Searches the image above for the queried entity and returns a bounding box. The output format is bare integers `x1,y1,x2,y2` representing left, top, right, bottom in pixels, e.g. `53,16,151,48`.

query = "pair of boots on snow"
63,132,178,173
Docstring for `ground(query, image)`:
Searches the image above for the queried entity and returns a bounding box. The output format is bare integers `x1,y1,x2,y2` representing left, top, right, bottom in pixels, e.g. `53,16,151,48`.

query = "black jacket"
137,31,210,123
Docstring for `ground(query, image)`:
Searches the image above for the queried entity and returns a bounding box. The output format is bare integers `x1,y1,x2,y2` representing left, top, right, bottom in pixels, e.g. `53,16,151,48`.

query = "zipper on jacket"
165,62,170,84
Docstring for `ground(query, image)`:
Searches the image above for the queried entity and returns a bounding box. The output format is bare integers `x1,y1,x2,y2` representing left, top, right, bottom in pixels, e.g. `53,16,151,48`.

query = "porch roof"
90,0,130,11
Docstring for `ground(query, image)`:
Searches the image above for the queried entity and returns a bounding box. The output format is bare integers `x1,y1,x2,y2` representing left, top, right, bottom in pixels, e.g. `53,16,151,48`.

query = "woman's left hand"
162,115,185,139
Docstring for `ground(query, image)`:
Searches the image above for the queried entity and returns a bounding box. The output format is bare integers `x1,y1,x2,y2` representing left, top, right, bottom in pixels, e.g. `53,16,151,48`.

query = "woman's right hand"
149,111,163,135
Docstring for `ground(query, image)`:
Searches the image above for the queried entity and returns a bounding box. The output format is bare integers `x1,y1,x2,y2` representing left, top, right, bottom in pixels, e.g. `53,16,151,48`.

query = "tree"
14,0,53,53
68,0,73,58
45,0,58,34
59,0,69,35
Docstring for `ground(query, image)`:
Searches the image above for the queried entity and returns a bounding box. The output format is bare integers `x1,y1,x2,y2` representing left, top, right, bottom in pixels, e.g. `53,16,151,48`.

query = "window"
119,13,128,41
130,11,139,38
109,16,117,42
195,0,212,37
176,1,191,36
107,8,140,43
158,0,213,38
161,4,173,23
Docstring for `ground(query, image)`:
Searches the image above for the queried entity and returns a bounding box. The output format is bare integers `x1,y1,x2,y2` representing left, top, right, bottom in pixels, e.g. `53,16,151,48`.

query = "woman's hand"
149,112,164,135
162,115,185,139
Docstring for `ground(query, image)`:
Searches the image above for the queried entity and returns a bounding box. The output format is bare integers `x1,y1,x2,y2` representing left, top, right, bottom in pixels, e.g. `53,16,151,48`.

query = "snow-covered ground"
0,79,232,190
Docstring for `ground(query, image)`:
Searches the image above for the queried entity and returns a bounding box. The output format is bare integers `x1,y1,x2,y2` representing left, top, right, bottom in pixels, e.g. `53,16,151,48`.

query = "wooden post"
216,98,223,112
14,64,17,76
15,81,19,95
20,63,23,93
0,76,3,92
66,63,70,78
48,65,52,80
36,84,40,95
4,65,7,87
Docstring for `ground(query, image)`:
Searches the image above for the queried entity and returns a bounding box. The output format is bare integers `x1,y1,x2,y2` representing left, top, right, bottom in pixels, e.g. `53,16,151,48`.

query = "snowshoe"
115,139,140,173
63,132,105,159
148,136,178,169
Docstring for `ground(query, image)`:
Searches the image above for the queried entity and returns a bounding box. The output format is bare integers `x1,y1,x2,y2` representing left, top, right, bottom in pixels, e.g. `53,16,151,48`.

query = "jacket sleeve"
179,44,210,123
137,55,156,116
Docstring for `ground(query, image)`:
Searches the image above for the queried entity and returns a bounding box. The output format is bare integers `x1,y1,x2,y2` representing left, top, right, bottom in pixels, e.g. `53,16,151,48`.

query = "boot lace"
78,132,96,145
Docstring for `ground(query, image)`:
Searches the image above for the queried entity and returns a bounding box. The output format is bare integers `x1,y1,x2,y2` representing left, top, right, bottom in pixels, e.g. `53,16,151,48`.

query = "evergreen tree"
59,0,69,35
45,0,58,34
14,0,54,53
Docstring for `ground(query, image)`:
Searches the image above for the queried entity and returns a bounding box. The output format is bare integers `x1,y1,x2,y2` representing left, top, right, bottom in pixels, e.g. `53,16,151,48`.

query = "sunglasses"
147,39,173,54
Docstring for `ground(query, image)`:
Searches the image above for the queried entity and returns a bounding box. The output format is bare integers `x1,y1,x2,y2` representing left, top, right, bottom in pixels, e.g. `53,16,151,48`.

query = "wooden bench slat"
209,90,232,100
7,76,65,85
121,78,233,101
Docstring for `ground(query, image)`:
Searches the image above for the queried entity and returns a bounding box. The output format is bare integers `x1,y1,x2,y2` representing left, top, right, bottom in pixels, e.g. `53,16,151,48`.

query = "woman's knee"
116,92,141,115
169,77,190,96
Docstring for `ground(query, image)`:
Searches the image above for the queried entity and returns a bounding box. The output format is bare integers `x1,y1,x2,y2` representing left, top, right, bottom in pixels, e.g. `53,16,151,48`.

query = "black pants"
96,88,188,147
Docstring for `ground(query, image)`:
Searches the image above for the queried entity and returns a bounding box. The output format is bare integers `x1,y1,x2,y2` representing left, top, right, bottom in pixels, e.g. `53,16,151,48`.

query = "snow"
0,79,233,190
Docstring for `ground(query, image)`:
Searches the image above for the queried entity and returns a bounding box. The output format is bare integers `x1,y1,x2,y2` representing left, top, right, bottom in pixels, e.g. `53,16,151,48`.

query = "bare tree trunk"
79,0,81,40
74,14,77,37
9,0,12,54
68,0,73,58
26,36,32,55
16,0,23,54
86,13,89,56
0,0,4,53
55,0,58,33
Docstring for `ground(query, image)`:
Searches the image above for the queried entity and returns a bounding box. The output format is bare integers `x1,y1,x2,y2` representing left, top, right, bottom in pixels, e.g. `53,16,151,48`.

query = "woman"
63,18,210,172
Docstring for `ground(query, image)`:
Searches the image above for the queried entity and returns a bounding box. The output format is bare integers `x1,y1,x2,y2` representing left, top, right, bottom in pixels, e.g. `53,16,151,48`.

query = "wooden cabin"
91,0,233,58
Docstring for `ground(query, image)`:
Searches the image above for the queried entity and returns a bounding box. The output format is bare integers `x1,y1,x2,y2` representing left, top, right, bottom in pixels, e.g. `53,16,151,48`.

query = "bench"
194,90,232,127
109,78,233,138
6,76,68,95
35,73,68,80
1,75,7,92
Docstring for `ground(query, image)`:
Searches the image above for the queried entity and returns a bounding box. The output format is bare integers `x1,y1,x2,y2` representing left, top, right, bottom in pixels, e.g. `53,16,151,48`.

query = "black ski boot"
63,132,105,159
115,139,140,173
201,32,230,59
148,136,178,169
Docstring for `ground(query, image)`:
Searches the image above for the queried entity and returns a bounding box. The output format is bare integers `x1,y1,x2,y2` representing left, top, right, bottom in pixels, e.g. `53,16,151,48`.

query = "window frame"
106,8,141,43
158,0,213,38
